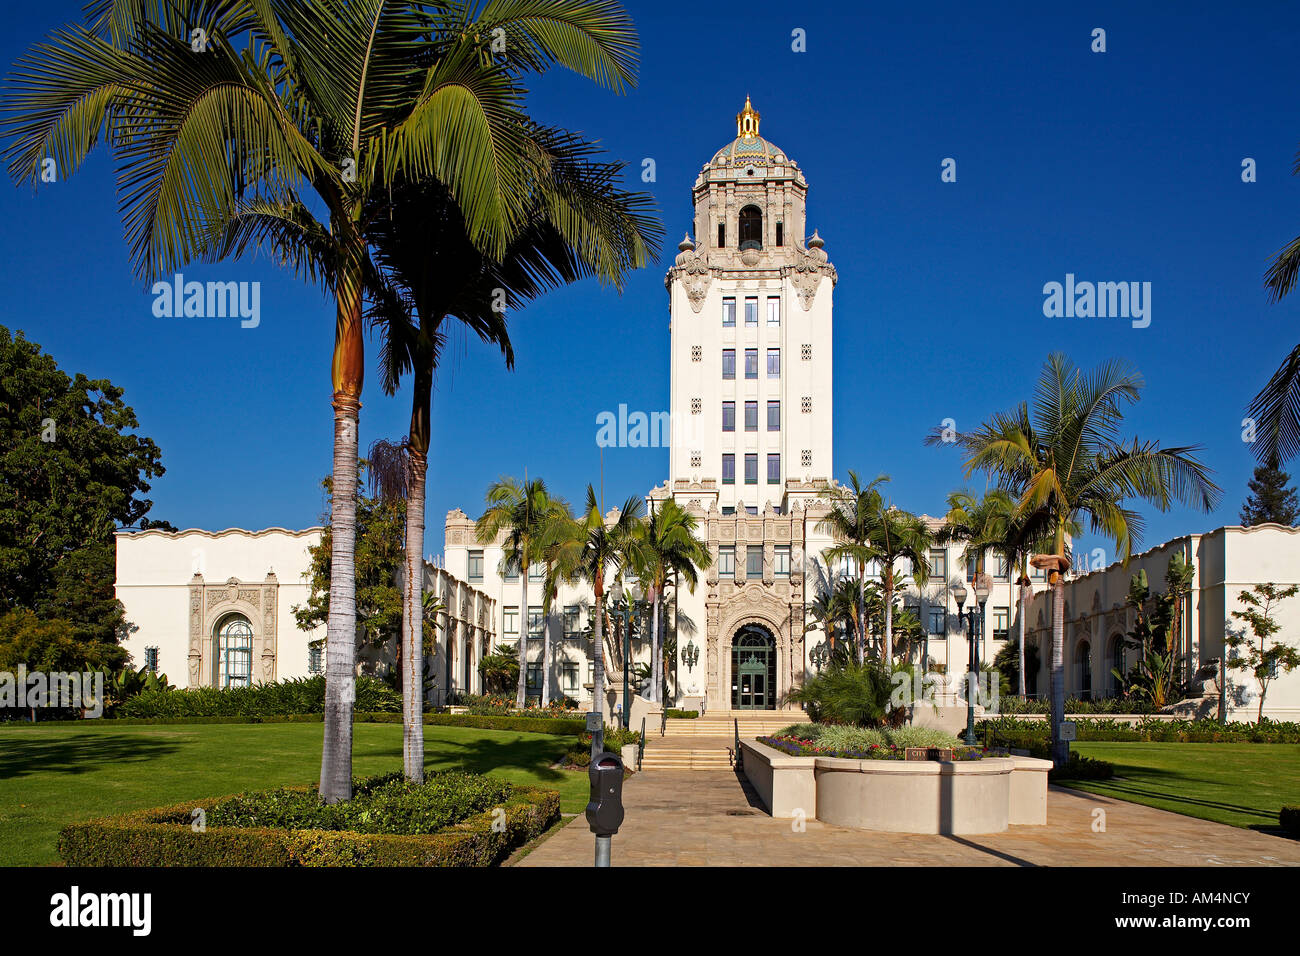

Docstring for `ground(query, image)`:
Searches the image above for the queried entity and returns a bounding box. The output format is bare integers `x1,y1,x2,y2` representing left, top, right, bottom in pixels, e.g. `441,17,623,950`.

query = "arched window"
1075,639,1092,701
217,614,254,688
738,205,763,250
1108,634,1125,697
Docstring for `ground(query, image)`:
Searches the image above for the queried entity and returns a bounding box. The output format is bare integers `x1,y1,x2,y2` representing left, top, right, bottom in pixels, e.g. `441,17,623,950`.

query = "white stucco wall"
115,527,323,685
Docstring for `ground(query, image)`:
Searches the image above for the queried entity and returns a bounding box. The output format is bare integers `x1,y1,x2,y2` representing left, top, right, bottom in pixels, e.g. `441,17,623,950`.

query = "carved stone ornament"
786,230,837,310
667,234,712,312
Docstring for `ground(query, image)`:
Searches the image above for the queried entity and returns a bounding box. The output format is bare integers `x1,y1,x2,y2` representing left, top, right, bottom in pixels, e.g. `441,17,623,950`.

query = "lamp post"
609,580,647,730
683,639,699,673
953,573,992,746
810,639,829,671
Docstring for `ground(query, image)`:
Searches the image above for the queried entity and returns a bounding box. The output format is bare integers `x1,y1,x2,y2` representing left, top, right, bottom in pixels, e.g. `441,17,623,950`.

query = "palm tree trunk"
1018,580,1029,698
1051,573,1067,765
857,572,866,666
650,589,661,704
320,256,365,805
592,577,605,759
402,446,427,783
517,571,528,708
884,580,894,666
540,597,551,707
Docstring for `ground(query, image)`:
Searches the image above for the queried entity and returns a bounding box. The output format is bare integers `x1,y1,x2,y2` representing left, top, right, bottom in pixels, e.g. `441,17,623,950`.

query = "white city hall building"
442,99,1051,715
114,101,1300,721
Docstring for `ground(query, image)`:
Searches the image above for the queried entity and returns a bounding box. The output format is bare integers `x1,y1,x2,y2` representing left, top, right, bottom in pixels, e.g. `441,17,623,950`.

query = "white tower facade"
666,97,837,514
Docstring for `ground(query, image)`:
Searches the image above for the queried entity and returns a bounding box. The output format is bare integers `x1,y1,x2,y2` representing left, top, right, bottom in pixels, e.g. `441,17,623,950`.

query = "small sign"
585,712,603,732
905,747,954,762
1060,721,1077,742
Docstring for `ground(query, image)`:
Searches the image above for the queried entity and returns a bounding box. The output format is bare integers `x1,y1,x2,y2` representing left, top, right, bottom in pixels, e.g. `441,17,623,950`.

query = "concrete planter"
622,743,640,771
740,739,1051,835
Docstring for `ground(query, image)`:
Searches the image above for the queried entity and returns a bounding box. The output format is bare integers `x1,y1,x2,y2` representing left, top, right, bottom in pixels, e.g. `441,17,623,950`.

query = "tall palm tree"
476,477,563,707
941,353,1220,764
816,471,889,664
546,487,644,736
1250,193,1300,464
867,498,932,664
366,142,657,780
4,0,643,803
536,498,576,706
629,500,711,704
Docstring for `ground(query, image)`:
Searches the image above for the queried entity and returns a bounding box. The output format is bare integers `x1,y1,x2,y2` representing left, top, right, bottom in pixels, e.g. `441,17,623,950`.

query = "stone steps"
662,712,807,737
639,747,735,771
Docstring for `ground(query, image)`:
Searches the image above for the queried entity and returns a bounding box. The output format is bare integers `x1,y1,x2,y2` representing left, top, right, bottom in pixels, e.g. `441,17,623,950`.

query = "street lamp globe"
952,580,968,609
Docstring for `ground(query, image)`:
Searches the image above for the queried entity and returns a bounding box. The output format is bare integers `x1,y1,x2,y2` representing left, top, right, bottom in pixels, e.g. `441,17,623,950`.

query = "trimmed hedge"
57,780,560,867
117,675,401,718
1281,806,1300,837
979,716,1300,744
665,709,699,719
1,710,586,735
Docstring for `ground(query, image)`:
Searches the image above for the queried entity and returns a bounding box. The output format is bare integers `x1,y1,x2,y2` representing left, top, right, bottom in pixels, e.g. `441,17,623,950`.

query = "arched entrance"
730,624,776,710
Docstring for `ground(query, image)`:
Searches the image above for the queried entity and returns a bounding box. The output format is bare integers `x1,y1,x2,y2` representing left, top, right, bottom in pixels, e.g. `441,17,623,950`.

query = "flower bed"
57,772,559,867
759,735,992,761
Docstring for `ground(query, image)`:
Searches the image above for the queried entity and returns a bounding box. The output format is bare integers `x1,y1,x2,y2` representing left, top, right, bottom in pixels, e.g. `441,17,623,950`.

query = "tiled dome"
708,96,787,167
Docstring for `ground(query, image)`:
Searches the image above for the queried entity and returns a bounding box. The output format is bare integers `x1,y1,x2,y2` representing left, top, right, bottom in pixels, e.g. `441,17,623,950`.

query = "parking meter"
585,751,625,837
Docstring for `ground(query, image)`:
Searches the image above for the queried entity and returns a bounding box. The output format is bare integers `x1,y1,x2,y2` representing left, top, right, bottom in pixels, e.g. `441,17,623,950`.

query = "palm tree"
366,142,657,779
546,487,644,735
629,500,711,705
476,477,564,708
4,0,643,803
940,353,1220,764
536,498,577,706
816,472,889,664
867,498,932,664
1250,201,1300,464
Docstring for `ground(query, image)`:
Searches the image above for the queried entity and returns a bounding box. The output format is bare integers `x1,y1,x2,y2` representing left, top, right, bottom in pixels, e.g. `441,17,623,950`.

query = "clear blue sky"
4,1,1298,565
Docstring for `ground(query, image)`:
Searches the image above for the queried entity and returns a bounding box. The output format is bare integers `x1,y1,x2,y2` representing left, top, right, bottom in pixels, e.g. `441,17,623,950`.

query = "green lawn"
1069,742,1300,831
0,722,588,865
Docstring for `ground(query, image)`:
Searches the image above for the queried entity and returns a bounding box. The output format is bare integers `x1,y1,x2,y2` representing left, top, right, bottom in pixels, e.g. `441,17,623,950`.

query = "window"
768,298,781,326
526,663,542,696
529,562,544,582
503,606,519,637
767,453,780,483
722,401,735,432
144,646,159,673
563,605,580,638
775,222,784,247
745,297,758,326
767,400,780,431
722,297,736,328
774,545,791,577
744,401,758,432
994,555,1009,582
767,348,780,378
745,505,757,515
721,506,736,516
928,606,946,637
717,223,725,247
308,644,324,675
929,549,947,579
722,349,736,380
718,546,736,577
1030,564,1046,581
217,615,253,688
744,453,758,484
738,205,762,249
993,606,1009,641
966,554,979,581
722,453,735,484
505,558,519,582
468,549,483,582
744,349,758,379
746,545,763,578
561,661,580,694
527,607,544,638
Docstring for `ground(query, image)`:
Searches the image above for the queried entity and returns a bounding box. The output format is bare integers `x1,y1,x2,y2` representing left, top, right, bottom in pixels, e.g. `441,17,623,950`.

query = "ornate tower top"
736,95,760,138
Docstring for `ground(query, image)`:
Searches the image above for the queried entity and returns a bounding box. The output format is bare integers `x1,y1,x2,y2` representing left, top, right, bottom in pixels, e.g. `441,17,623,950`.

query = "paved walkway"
517,769,1300,867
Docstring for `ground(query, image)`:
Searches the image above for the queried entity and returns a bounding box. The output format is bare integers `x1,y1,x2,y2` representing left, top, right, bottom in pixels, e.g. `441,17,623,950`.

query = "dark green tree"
293,467,405,683
0,326,165,661
1239,454,1300,526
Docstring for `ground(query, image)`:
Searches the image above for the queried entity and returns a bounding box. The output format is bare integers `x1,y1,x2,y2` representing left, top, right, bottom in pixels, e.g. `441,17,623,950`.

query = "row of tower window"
721,453,781,484
722,400,781,431
722,348,780,379
722,296,780,327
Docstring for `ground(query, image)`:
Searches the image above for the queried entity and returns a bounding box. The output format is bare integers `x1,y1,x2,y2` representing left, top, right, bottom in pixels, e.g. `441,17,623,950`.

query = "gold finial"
736,95,760,138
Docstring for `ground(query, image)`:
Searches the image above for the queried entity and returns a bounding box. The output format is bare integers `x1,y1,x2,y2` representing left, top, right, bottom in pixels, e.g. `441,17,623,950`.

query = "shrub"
58,774,559,866
784,660,902,727
978,716,1300,744
884,725,961,749
116,675,400,718
776,722,821,739
1049,752,1115,782
813,725,888,750
1280,806,1300,837
665,709,698,719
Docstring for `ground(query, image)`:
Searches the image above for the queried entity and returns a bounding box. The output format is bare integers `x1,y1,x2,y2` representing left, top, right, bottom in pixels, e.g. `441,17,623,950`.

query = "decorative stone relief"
666,235,712,312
